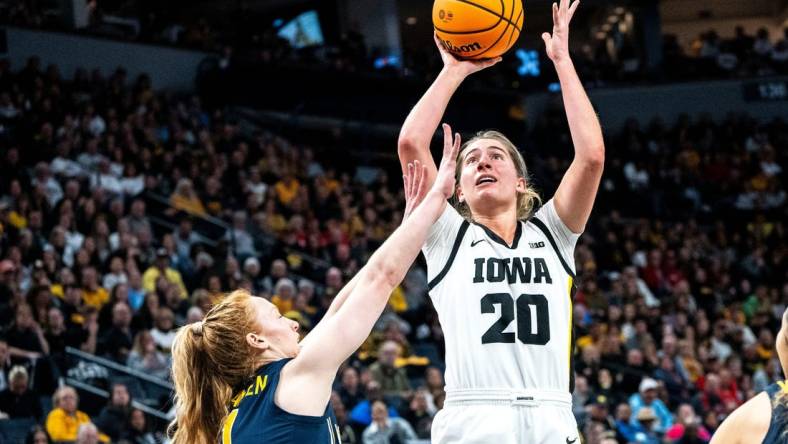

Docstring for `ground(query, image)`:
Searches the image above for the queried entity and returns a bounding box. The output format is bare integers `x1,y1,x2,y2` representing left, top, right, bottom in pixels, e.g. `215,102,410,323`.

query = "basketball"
433,0,524,60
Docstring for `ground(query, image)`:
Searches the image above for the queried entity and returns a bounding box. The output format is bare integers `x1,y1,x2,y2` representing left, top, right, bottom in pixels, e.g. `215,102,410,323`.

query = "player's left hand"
542,0,580,64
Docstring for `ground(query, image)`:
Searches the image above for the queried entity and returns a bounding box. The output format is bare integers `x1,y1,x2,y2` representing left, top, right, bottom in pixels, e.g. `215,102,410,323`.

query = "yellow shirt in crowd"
82,287,109,310
45,408,109,442
142,266,188,298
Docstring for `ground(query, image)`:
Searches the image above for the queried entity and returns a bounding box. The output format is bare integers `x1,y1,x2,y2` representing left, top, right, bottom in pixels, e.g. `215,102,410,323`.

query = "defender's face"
251,298,301,358
457,139,525,215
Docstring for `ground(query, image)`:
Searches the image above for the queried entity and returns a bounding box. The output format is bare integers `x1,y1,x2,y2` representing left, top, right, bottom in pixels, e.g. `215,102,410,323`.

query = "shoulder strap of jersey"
529,217,576,279
428,220,470,291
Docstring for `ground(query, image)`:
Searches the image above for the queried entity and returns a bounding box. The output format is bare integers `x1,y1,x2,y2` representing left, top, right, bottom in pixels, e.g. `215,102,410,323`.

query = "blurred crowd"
3,0,787,89
0,50,786,444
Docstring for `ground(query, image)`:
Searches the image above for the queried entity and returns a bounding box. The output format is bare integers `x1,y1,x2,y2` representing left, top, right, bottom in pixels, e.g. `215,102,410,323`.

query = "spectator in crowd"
665,403,711,443
270,279,296,315
628,407,661,444
0,365,43,419
337,366,364,411
173,218,199,260
350,380,400,427
400,388,434,439
169,178,207,217
149,307,177,352
369,340,411,400
6,304,49,362
260,259,288,295
361,400,417,444
98,302,134,363
93,382,132,442
121,408,158,444
226,211,257,258
80,267,109,310
127,330,170,380
0,338,11,391
75,422,101,444
45,386,106,442
101,256,127,291
142,248,187,298
123,200,152,239
629,378,673,433
25,425,52,444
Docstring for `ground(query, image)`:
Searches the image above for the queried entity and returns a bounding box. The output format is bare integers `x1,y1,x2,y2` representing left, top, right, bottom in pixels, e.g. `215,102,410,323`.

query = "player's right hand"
433,123,461,199
434,33,501,78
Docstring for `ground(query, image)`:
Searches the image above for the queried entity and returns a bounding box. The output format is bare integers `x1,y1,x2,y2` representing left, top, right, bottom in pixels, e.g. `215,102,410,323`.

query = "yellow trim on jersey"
567,276,574,373
222,409,239,444
778,380,788,394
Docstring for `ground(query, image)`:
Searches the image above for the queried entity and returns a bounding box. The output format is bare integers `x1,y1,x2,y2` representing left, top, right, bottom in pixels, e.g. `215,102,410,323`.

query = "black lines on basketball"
456,0,522,34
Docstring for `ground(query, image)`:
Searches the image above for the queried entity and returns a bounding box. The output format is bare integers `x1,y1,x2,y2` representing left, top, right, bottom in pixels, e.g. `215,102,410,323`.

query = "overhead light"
607,15,619,23
405,16,418,25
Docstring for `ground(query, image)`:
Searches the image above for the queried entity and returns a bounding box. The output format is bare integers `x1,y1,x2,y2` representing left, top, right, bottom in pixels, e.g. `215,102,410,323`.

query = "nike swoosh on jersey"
470,239,484,247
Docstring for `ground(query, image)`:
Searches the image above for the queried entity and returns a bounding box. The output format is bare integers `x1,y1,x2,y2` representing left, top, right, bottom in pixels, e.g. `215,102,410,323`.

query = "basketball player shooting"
397,0,604,442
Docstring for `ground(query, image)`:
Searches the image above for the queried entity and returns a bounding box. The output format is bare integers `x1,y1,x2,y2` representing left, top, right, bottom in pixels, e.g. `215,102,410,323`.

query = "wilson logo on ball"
442,39,482,53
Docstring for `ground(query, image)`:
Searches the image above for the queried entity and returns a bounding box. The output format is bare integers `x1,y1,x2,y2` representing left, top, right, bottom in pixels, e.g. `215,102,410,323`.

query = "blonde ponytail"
168,290,261,444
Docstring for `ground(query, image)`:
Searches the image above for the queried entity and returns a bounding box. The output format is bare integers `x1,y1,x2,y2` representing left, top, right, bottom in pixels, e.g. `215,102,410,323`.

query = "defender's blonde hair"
169,289,261,444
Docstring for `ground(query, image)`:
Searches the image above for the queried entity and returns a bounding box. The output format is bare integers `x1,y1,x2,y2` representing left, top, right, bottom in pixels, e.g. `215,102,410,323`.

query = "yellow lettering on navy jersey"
255,375,268,395
778,380,788,394
231,375,270,408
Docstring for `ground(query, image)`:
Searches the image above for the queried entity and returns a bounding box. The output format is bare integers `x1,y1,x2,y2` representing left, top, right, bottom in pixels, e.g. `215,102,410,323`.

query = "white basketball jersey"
423,199,579,393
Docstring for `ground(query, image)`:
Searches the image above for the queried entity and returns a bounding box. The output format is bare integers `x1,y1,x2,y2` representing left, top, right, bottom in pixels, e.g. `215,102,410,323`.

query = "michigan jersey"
221,359,341,444
763,380,788,444
423,199,578,393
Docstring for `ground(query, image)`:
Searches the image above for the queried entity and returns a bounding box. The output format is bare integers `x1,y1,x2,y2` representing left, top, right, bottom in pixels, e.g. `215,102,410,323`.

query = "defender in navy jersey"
225,359,339,444
397,1,604,442
712,308,788,444
168,125,462,444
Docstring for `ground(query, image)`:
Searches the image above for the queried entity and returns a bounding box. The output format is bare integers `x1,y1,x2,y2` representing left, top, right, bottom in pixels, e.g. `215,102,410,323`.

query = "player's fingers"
434,33,449,54
542,33,551,48
442,123,453,153
451,132,462,161
568,0,580,21
407,162,414,193
482,57,502,68
415,160,424,191
552,2,559,25
417,164,428,198
403,174,410,197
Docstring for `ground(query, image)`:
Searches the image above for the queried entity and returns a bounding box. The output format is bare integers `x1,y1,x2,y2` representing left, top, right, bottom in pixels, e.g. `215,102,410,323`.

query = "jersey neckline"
472,220,523,249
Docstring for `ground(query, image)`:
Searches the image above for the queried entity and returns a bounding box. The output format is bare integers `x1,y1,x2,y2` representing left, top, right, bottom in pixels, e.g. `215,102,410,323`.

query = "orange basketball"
433,0,524,60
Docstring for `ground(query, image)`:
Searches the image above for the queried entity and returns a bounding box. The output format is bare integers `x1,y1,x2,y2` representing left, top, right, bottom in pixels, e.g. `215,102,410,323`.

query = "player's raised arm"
397,35,500,184
543,0,605,233
298,156,429,351
292,126,462,376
